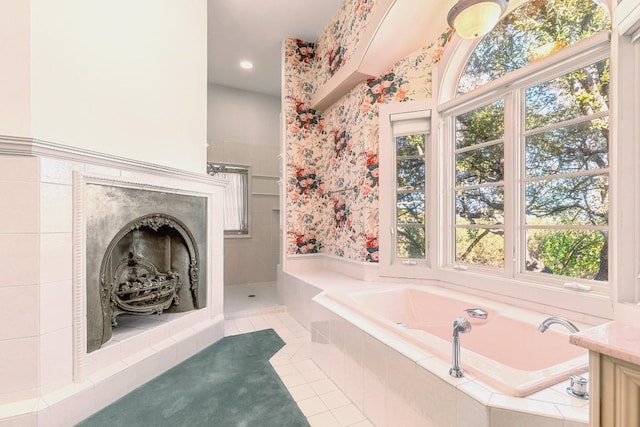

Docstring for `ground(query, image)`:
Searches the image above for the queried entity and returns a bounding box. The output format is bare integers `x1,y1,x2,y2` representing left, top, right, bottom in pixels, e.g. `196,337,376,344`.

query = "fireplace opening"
96,214,200,342
103,214,202,325
85,184,208,353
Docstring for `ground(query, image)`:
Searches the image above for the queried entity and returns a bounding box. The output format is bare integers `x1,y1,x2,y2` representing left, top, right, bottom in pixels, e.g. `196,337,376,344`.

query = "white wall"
4,0,208,174
207,84,280,149
207,84,281,286
0,1,31,137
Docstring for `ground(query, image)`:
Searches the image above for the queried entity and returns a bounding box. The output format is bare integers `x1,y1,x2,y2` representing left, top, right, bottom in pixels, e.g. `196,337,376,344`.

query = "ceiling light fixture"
239,60,253,70
447,0,508,39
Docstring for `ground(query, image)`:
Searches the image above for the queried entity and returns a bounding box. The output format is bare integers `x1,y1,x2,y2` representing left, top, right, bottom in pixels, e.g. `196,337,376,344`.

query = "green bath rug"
77,329,310,427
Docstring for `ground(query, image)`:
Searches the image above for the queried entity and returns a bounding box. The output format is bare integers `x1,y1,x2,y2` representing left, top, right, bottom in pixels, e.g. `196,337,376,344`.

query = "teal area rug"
77,329,310,427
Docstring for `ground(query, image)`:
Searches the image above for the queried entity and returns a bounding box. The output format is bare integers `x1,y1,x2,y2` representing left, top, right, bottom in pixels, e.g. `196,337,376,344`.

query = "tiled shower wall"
208,140,280,285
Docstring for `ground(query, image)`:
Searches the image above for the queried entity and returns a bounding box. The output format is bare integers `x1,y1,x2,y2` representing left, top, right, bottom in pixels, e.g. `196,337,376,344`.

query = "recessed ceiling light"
240,60,253,70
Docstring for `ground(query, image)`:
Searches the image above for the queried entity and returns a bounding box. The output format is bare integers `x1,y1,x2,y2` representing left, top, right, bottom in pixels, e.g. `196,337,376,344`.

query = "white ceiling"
207,0,345,97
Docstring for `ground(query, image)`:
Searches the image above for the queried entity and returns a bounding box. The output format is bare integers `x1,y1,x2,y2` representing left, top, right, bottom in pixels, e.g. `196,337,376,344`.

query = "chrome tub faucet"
449,317,472,378
538,316,580,333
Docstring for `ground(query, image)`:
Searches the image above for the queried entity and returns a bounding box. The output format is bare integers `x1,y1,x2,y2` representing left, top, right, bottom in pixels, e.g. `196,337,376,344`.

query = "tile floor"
224,283,373,427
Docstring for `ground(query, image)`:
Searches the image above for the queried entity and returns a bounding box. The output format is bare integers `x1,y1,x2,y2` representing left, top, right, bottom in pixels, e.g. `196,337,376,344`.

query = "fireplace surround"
0,138,226,426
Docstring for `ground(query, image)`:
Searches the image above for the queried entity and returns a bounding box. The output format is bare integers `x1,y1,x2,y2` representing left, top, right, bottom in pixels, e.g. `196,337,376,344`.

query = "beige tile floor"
224,284,373,427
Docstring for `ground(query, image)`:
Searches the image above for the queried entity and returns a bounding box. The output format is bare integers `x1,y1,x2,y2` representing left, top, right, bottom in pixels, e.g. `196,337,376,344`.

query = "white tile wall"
39,327,73,394
0,234,39,287
0,285,38,340
0,337,39,403
0,155,38,182
39,280,73,335
39,183,72,233
0,148,228,426
39,233,72,284
0,181,38,234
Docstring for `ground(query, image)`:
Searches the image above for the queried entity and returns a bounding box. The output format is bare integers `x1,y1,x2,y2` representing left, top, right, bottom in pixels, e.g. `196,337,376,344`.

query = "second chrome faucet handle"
464,308,488,319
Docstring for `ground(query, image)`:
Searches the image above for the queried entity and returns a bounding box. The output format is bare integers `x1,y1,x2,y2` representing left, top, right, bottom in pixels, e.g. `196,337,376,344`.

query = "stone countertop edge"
570,321,640,366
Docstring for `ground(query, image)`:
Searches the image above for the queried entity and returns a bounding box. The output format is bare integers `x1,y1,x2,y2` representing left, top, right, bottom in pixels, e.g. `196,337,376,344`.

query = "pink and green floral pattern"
283,2,454,263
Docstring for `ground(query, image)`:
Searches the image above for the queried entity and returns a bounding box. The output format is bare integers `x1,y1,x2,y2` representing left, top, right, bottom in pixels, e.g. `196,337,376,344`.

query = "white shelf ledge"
310,0,452,111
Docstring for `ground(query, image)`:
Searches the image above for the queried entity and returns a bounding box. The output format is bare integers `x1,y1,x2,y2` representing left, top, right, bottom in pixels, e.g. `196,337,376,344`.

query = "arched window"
458,0,610,94
440,0,611,297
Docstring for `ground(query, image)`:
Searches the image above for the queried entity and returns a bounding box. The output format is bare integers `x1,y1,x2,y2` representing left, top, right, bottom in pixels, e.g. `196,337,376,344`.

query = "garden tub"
321,285,588,397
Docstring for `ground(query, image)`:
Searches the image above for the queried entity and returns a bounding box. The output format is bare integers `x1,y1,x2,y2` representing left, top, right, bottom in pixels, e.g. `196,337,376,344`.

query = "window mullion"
504,90,519,278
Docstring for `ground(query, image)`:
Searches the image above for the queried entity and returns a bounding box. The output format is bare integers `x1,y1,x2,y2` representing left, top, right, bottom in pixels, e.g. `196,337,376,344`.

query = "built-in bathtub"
310,282,592,426
325,285,588,397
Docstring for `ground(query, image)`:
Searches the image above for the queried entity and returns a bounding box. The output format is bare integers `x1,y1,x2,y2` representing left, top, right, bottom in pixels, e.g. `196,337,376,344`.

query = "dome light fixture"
239,60,253,70
447,0,508,39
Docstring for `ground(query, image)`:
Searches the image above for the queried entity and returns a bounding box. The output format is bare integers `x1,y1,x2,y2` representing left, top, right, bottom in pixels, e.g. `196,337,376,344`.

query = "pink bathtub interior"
325,286,588,397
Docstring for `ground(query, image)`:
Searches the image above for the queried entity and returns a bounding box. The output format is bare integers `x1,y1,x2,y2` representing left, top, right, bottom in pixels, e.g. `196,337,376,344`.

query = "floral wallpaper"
284,2,454,261
314,0,376,88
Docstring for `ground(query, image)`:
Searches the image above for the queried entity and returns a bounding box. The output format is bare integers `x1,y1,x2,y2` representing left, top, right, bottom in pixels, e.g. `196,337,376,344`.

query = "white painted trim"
0,135,226,187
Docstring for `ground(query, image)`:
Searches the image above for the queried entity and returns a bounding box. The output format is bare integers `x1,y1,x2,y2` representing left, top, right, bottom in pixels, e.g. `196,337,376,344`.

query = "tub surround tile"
456,389,490,427
386,390,424,427
529,381,589,408
553,403,590,424
490,408,564,427
457,380,495,406
414,367,457,427
341,353,364,411
489,392,563,418
310,284,592,427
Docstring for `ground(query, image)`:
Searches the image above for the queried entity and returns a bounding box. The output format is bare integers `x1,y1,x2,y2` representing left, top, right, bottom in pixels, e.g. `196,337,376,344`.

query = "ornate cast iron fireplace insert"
85,183,208,353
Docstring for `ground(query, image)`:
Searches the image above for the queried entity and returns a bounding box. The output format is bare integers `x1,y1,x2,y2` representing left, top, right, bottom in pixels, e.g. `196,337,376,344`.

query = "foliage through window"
391,111,431,262
207,163,249,236
457,0,610,94
396,134,427,258
450,0,610,284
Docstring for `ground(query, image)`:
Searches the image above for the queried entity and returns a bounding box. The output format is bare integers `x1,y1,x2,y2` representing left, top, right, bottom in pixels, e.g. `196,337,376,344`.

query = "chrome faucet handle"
567,375,589,399
464,308,488,319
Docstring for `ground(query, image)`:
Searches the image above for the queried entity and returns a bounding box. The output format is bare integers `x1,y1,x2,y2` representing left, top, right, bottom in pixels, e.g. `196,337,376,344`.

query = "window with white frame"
614,2,640,314
441,0,611,292
379,102,433,277
207,163,250,236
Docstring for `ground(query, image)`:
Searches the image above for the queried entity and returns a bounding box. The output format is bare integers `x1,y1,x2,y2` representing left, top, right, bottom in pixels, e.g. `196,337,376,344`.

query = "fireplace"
0,140,226,425
86,183,208,352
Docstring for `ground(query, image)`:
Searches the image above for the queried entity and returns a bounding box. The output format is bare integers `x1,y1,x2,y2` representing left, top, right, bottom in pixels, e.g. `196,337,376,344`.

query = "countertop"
570,321,640,366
